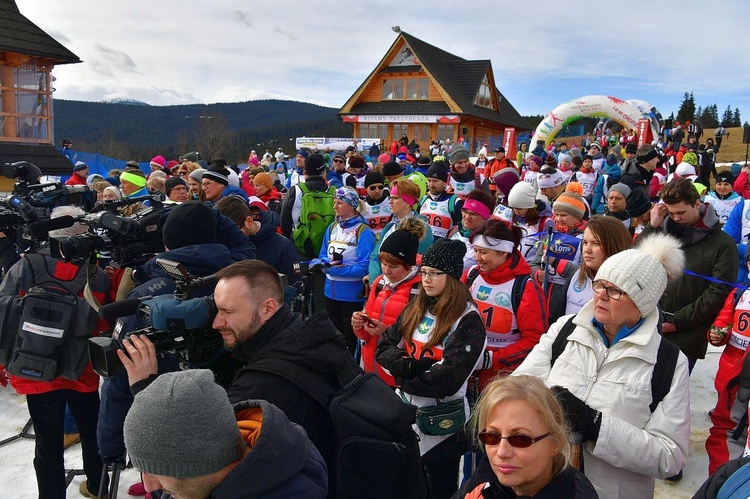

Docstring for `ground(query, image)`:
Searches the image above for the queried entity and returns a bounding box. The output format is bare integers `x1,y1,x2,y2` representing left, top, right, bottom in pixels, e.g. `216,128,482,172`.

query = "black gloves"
552,386,602,442
386,355,437,378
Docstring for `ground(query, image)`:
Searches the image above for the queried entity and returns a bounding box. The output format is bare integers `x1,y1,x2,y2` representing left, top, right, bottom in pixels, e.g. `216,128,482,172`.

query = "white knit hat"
594,232,685,317
507,182,537,209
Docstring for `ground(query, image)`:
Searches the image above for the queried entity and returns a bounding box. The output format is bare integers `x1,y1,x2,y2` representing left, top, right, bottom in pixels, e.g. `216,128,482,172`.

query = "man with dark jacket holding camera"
97,202,254,476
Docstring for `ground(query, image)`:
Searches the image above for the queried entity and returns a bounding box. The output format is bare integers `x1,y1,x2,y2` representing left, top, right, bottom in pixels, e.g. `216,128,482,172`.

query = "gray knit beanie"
124,370,244,478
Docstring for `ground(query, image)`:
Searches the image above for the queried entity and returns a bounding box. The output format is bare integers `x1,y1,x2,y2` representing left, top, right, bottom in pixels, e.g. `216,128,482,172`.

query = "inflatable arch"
529,95,660,147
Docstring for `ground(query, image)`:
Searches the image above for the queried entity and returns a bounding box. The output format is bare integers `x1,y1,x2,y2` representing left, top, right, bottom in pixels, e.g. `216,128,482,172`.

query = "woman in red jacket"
463,219,548,391
351,217,426,386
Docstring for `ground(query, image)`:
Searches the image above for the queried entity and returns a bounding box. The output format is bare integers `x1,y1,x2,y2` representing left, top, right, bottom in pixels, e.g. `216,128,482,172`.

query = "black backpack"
248,356,426,499
549,315,680,413
0,255,98,381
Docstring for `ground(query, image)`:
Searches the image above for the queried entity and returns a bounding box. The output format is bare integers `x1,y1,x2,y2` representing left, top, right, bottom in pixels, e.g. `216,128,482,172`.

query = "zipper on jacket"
583,347,609,401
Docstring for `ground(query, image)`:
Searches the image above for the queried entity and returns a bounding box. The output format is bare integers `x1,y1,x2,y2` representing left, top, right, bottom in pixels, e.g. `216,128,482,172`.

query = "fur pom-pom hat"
594,232,685,317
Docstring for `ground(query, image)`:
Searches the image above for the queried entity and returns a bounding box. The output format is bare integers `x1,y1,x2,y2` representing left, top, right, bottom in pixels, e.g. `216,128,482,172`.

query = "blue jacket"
723,198,749,283
251,210,301,285
318,216,376,302
592,162,622,214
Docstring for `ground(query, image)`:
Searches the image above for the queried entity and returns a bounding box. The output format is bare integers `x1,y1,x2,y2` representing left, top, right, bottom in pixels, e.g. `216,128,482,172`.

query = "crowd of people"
2,124,750,499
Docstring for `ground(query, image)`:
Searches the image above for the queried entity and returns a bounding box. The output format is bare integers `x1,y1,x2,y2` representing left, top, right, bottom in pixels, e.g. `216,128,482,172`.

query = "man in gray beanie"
124,369,327,498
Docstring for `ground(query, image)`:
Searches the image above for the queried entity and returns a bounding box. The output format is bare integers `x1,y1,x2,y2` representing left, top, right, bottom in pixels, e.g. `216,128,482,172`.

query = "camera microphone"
98,298,143,322
27,215,76,238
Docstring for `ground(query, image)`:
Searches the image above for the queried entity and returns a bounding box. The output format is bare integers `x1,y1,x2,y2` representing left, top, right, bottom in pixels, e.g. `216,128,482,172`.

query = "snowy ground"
0,346,723,498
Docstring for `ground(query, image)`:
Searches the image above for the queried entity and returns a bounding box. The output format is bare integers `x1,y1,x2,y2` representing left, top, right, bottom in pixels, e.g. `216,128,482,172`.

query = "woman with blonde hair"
457,375,597,498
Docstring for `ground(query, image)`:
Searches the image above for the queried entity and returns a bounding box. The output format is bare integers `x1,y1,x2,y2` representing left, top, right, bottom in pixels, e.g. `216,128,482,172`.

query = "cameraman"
97,201,250,477
0,206,110,499
119,260,353,496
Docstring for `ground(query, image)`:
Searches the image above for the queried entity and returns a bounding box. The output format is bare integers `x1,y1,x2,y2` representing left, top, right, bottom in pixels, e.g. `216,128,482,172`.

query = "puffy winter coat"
354,271,421,386
514,302,691,499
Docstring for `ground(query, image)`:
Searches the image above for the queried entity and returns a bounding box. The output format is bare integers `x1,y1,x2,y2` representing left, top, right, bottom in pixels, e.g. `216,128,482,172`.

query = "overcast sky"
15,0,750,122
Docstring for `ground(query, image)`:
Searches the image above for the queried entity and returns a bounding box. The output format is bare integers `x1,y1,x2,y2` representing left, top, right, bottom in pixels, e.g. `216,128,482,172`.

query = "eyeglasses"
201,180,216,188
368,185,384,191
592,280,626,300
478,431,551,448
419,270,446,280
332,159,345,164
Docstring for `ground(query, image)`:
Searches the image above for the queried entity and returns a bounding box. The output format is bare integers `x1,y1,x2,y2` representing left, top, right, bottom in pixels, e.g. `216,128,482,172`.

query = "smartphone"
360,312,376,328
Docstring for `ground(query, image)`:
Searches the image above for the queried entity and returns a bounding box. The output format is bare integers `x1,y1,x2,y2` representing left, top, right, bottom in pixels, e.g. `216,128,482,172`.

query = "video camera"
48,196,172,267
88,258,219,378
0,161,98,245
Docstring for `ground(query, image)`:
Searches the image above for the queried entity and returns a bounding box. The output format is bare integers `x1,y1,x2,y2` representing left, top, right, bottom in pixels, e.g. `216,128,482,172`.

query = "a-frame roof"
0,0,81,64
341,32,531,131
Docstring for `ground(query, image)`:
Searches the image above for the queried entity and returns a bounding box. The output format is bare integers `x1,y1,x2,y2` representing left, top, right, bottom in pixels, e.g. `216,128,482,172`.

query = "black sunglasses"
478,431,551,448
368,185,384,191
332,159,345,164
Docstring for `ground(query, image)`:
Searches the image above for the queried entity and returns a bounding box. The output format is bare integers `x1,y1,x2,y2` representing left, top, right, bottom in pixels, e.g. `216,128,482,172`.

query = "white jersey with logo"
565,274,593,316
360,198,392,236
705,193,742,225
326,222,364,282
449,176,476,198
467,269,520,348
396,302,483,455
572,170,598,199
419,195,456,238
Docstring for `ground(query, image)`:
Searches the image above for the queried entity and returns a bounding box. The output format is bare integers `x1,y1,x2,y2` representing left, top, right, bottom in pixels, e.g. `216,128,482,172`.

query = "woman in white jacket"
514,232,691,498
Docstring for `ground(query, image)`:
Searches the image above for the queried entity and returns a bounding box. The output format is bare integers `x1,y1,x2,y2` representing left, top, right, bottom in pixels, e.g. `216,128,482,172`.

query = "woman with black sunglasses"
456,375,597,498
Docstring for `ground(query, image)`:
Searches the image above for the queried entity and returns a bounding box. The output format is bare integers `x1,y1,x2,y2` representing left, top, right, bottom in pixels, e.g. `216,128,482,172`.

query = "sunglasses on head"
478,431,551,448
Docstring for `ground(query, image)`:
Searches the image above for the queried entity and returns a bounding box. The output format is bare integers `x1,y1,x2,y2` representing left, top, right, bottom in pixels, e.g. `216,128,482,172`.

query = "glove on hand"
552,386,602,442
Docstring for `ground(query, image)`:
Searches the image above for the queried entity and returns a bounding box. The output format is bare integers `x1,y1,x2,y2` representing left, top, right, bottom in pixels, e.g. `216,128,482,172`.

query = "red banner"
503,128,517,158
637,119,652,148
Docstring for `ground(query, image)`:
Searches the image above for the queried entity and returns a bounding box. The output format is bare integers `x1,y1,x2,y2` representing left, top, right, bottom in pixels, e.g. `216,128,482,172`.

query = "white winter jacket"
514,301,691,499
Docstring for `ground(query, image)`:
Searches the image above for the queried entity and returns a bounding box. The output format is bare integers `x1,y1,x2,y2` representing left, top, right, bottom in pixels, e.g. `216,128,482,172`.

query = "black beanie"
162,201,217,250
380,230,419,266
305,154,327,176
365,171,385,188
426,162,449,183
202,165,230,186
626,188,652,218
164,177,187,196
421,238,466,281
382,161,403,177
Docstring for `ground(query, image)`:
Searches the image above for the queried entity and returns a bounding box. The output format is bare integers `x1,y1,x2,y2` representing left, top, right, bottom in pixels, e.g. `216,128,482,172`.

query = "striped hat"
553,191,586,221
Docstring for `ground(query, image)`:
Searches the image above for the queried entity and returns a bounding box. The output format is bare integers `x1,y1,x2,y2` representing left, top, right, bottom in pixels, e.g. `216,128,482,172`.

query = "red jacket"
354,272,421,386
0,254,110,395
65,173,88,186
734,171,750,199
462,253,547,390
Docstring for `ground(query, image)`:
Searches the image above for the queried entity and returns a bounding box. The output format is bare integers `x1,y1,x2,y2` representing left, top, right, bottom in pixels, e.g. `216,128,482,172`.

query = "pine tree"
732,108,742,127
709,105,720,126
695,106,703,122
676,92,696,123
721,105,733,127
699,105,719,128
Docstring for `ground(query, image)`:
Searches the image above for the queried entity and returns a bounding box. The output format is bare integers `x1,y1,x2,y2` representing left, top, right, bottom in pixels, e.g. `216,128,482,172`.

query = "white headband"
471,235,515,254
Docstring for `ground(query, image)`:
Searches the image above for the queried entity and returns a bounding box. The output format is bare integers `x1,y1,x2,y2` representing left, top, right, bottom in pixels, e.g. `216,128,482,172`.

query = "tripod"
0,417,86,490
0,417,34,446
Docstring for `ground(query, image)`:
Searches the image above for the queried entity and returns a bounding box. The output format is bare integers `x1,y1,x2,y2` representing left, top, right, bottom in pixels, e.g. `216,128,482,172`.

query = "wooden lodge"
0,0,81,179
338,31,530,154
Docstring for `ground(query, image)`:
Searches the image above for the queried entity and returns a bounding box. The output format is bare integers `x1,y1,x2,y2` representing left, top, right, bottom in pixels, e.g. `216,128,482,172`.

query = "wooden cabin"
339,31,530,155
0,0,81,182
